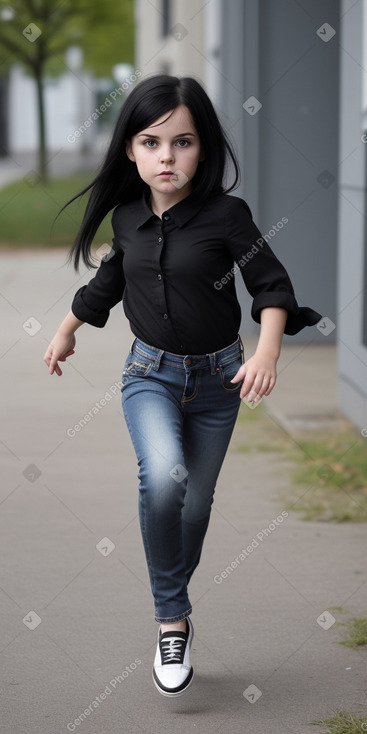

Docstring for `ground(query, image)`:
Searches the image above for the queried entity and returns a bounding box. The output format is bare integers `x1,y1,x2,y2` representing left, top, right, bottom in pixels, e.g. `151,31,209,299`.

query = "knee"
182,494,214,525
138,461,188,516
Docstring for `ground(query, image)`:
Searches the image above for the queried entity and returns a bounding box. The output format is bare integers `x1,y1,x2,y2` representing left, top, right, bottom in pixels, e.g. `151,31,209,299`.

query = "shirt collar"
136,185,209,229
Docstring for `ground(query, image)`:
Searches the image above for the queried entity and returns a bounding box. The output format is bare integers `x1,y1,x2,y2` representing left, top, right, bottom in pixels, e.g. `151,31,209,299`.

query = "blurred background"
0,0,366,429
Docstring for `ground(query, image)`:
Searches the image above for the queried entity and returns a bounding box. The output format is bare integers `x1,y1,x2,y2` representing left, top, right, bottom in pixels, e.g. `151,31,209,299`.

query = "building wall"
337,0,367,429
135,0,205,79
221,0,339,343
7,64,97,153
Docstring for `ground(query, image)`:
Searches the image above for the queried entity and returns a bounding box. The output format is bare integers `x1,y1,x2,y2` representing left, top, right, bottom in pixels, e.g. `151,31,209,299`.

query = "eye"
176,139,190,147
143,139,157,148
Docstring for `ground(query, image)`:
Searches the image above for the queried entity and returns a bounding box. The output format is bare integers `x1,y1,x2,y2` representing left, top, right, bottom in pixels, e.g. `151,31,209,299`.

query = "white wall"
7,64,96,153
135,0,209,82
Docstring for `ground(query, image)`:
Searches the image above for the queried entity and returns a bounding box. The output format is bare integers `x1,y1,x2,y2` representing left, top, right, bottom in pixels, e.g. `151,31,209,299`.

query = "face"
125,104,204,212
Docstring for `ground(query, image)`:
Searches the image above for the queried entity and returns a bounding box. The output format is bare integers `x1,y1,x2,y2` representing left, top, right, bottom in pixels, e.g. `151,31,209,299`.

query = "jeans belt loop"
209,352,217,376
153,348,164,371
129,337,137,354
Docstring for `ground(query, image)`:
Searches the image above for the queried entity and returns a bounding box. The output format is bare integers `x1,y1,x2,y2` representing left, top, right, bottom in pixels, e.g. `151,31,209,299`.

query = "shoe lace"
161,635,186,664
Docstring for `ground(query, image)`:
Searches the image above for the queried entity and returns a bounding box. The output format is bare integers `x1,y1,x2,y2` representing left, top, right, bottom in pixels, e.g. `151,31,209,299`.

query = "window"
162,0,170,36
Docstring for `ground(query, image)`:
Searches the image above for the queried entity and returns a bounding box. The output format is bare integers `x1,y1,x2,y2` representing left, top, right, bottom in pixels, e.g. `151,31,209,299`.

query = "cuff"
71,286,110,328
251,291,323,335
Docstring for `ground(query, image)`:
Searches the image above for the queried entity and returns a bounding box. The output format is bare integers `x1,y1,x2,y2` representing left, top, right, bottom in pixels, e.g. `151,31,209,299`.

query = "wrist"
58,310,84,337
254,345,280,362
57,325,76,338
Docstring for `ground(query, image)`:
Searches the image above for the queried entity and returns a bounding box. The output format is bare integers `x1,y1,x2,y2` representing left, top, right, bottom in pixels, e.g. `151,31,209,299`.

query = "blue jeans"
120,334,244,624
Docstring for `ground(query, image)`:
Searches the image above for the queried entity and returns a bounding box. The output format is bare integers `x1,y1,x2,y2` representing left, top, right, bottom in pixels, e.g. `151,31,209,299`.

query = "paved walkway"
1,249,366,733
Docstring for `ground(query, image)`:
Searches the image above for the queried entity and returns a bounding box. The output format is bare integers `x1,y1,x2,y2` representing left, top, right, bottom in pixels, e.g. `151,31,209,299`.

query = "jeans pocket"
219,356,243,392
122,353,155,387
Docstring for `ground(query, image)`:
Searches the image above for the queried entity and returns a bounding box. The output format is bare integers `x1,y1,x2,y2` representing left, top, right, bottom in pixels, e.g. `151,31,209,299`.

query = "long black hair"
63,74,240,271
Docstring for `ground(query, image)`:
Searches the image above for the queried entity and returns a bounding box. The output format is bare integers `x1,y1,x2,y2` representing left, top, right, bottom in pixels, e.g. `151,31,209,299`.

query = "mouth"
158,171,174,176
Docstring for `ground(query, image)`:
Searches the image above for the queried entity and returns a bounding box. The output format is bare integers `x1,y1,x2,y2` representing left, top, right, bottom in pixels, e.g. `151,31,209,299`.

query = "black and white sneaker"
152,617,194,697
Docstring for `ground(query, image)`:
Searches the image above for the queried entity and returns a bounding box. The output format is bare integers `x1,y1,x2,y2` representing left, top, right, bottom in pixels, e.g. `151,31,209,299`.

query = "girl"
43,74,321,698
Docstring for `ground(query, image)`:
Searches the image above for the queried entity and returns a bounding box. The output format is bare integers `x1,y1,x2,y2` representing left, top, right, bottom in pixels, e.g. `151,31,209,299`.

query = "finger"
240,375,254,396
240,370,262,398
241,373,271,401
49,354,60,375
263,376,276,396
230,365,246,384
256,376,272,398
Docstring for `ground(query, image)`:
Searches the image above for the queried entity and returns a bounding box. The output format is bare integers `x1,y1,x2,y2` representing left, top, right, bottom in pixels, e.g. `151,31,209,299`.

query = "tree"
0,0,134,182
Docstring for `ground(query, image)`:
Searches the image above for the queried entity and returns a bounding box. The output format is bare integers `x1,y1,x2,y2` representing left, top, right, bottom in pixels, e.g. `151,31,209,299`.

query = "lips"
159,171,174,175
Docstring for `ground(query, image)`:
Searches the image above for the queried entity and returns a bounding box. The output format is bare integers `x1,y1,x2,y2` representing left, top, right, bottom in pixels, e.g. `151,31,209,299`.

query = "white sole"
152,667,194,697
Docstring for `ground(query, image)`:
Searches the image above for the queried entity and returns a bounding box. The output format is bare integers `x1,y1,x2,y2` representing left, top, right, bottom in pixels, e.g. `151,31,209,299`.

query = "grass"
325,607,367,648
337,618,367,648
0,174,113,248
312,711,367,733
234,404,367,522
282,426,367,522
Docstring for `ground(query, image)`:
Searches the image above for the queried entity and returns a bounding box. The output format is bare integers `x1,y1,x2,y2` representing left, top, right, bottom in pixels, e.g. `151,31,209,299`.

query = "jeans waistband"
128,335,244,374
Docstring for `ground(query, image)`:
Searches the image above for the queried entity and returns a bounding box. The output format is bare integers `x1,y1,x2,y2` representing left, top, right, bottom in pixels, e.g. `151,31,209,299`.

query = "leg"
182,399,241,583
122,384,191,624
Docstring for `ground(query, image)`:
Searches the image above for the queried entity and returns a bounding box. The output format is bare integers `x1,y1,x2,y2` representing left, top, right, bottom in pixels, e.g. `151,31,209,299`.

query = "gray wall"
220,0,339,343
337,0,367,429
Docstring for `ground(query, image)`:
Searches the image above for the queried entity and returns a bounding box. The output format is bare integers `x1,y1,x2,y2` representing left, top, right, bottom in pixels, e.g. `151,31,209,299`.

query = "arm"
230,307,287,401
44,217,125,377
224,196,322,334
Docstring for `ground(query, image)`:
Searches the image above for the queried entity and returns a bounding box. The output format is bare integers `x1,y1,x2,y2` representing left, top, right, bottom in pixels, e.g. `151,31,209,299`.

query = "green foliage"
0,174,113,248
0,0,134,76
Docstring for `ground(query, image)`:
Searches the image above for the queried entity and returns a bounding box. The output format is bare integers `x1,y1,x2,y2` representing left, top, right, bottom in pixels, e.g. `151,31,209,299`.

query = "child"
44,74,321,698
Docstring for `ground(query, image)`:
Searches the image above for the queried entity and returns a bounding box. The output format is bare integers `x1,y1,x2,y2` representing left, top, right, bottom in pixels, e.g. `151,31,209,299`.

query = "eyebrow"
137,132,196,138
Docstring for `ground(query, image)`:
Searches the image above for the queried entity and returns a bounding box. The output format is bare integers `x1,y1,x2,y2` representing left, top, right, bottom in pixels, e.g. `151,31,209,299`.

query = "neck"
149,185,192,218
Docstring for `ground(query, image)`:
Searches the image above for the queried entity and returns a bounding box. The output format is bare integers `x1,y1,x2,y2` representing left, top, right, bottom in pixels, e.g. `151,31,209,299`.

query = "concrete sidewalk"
1,249,366,733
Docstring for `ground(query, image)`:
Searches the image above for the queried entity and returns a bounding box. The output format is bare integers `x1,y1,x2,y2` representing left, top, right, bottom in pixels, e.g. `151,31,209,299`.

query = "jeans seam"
155,606,193,624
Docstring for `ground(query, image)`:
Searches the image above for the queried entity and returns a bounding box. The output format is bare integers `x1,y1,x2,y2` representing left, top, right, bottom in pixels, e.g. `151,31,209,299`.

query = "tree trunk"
34,64,48,183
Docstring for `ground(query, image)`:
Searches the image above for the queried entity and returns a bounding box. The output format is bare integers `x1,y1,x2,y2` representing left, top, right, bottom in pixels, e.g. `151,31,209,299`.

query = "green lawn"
0,174,113,248
234,405,367,522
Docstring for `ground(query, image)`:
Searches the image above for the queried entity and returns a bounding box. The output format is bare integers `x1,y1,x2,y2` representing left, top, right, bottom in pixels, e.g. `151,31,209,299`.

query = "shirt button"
157,273,162,280
158,236,163,242
164,215,170,221
163,313,168,319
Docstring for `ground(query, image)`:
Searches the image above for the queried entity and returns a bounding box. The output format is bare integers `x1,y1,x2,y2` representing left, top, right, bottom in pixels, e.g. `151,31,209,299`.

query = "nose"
160,144,174,163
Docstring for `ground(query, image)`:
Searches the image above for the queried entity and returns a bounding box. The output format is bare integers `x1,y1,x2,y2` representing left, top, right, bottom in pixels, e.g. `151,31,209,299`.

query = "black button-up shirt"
71,186,322,354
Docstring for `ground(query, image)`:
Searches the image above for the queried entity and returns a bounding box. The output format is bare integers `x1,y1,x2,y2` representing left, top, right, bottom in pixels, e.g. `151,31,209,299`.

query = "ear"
125,140,136,162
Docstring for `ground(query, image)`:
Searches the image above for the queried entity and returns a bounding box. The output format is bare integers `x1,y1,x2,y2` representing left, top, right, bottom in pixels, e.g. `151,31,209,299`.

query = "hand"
43,330,76,376
230,353,277,402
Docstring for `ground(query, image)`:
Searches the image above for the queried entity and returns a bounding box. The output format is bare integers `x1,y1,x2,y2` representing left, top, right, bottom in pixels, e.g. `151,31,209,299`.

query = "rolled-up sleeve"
224,195,322,335
71,227,125,327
